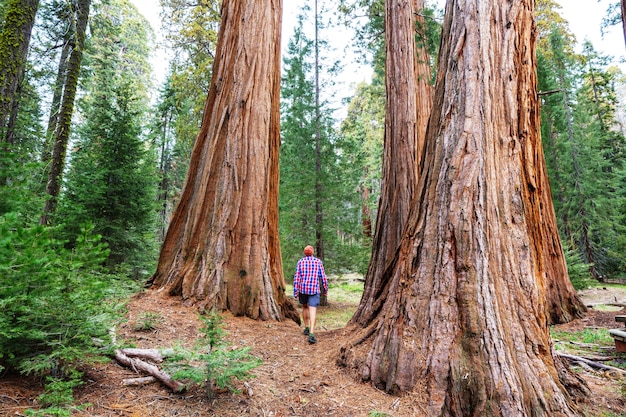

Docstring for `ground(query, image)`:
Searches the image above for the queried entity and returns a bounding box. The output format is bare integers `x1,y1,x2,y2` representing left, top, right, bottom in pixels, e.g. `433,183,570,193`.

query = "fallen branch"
114,349,185,392
557,352,626,375
573,360,595,373
122,376,156,386
118,348,172,362
554,339,612,351
538,88,563,97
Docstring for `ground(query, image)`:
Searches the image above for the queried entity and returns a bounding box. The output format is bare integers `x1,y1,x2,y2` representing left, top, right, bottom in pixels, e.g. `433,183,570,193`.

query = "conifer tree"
58,0,158,272
40,0,91,224
280,9,366,276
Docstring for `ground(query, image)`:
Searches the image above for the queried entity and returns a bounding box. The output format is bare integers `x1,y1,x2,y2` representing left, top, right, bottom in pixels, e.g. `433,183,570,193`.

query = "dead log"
114,349,185,392
122,376,156,386
557,352,626,375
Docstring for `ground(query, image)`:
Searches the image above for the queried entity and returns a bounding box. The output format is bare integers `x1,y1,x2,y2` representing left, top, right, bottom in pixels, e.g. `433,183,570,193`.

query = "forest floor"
2,284,626,416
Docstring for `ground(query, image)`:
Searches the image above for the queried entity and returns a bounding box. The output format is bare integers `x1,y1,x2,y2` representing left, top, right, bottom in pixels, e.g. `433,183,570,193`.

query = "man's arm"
319,261,328,294
293,261,300,298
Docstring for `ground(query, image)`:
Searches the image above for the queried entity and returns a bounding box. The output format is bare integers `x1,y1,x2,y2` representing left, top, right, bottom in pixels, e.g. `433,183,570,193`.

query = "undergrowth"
163,310,262,397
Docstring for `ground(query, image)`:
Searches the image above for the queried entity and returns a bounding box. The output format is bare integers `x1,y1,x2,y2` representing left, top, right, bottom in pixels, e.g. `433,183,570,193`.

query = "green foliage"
600,1,622,32
25,370,90,417
57,0,159,275
150,77,197,240
160,0,220,118
552,328,614,348
280,9,370,277
154,0,222,215
368,411,389,417
0,215,134,375
537,7,626,282
132,311,164,331
563,244,595,290
337,0,442,84
164,311,262,397
338,79,385,275
0,142,46,217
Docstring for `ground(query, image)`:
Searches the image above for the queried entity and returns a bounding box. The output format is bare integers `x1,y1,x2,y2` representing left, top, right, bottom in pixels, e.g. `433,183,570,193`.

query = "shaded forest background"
1,0,626,412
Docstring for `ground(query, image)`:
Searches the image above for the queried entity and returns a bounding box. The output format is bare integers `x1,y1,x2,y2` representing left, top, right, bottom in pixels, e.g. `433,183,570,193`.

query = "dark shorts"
298,293,321,308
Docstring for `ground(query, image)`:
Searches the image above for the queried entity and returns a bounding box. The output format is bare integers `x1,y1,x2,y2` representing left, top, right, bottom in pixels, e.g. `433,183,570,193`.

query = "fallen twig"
114,349,185,392
122,376,157,386
557,352,626,375
118,348,174,362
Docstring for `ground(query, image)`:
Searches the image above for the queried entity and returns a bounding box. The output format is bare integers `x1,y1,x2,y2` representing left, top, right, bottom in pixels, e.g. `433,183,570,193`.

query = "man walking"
293,245,328,344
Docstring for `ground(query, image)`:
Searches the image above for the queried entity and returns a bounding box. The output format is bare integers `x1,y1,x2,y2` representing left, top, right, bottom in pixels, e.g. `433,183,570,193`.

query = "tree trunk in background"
4,72,23,146
620,0,626,49
340,0,587,413
40,0,91,225
42,40,71,165
361,186,372,239
0,0,39,144
313,0,328,307
351,0,433,325
148,0,299,323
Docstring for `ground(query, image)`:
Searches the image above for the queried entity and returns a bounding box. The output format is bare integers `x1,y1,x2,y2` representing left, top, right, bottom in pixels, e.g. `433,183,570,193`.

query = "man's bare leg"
309,306,317,335
302,304,310,331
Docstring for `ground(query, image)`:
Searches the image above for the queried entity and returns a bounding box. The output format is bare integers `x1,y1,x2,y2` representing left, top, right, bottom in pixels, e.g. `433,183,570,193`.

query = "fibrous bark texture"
149,0,298,323
539,163,586,324
340,0,585,414
351,0,433,326
0,0,39,143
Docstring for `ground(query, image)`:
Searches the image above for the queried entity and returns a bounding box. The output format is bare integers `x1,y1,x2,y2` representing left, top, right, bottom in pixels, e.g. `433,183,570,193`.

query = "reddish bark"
340,0,587,413
149,0,298,323
351,0,433,326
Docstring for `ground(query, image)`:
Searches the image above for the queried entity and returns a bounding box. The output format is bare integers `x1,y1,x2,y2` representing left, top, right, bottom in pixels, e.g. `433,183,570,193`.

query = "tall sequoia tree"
351,0,433,325
340,0,587,413
148,0,298,323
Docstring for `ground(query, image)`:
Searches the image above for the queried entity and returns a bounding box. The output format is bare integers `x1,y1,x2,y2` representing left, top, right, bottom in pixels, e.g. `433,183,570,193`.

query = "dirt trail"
1,288,625,416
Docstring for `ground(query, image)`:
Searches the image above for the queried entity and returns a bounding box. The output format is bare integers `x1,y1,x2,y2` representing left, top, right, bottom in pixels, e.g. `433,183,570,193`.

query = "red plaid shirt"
293,255,328,297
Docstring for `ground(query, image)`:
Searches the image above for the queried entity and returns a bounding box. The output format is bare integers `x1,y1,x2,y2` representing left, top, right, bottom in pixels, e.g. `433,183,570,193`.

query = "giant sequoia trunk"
0,0,39,143
148,0,298,323
538,154,586,324
340,0,586,414
351,0,433,325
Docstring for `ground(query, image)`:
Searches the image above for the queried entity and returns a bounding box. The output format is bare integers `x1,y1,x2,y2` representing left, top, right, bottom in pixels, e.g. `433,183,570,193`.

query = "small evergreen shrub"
163,311,262,397
132,311,164,331
25,370,90,417
563,244,595,290
0,216,133,375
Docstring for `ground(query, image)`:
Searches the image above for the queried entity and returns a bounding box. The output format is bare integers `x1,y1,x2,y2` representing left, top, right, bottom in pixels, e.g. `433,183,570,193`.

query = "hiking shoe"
308,334,317,344
303,327,310,336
